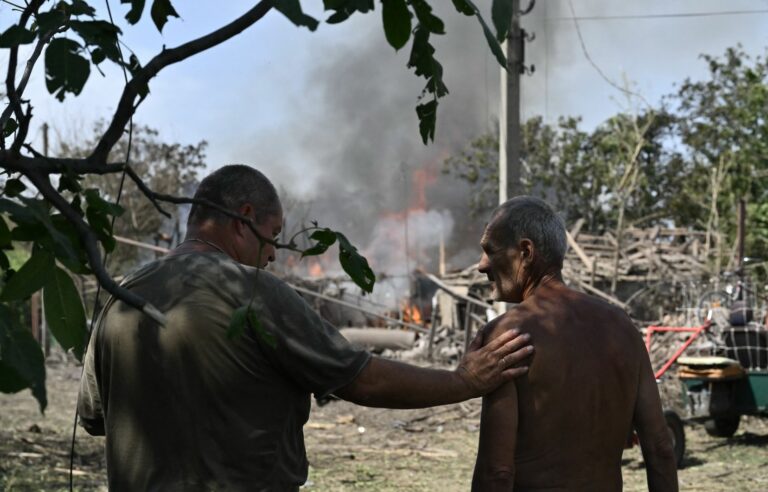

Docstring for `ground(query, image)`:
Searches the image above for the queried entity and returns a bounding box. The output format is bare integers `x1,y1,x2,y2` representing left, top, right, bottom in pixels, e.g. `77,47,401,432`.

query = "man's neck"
521,271,565,301
173,224,235,259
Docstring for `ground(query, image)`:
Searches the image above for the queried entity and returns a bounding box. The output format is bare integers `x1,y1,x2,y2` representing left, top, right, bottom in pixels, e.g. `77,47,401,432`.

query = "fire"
401,301,423,325
307,259,324,278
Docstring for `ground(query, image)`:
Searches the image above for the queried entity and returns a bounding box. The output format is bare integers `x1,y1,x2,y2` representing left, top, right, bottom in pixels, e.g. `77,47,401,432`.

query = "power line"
549,9,768,22
566,0,650,108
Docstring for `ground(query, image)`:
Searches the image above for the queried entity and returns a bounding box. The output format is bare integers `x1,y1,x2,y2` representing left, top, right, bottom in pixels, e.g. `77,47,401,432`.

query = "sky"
2,0,768,277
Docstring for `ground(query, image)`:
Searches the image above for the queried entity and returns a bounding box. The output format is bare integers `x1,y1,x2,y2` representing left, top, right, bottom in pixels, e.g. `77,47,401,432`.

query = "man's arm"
471,378,518,491
77,330,105,436
470,317,521,491
633,336,679,492
335,329,532,408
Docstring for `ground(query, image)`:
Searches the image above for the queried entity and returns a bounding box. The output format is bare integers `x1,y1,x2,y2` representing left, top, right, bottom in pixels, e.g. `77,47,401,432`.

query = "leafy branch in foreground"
0,0,515,411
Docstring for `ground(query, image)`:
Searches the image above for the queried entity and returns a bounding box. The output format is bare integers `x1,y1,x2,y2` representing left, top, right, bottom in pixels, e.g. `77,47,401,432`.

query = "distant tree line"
444,46,768,269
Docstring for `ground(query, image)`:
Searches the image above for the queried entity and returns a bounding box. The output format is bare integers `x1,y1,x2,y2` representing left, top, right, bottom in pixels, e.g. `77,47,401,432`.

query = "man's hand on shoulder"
456,321,533,397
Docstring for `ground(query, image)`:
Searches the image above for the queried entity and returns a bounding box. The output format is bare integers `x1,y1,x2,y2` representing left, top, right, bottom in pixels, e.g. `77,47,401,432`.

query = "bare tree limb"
0,25,59,132
90,1,272,165
124,167,303,252
0,151,128,174
123,165,172,218
3,0,44,150
24,169,166,324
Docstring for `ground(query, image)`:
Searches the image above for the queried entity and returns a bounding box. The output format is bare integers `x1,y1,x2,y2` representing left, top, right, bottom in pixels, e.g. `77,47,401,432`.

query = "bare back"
472,282,678,491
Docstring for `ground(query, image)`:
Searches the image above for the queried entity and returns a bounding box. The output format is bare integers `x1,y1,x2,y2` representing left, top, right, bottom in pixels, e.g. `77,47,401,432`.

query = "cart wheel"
664,410,685,468
704,415,740,438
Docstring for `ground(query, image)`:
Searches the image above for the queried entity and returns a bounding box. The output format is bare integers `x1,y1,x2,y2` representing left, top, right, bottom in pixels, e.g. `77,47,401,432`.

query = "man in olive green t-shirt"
78,165,533,491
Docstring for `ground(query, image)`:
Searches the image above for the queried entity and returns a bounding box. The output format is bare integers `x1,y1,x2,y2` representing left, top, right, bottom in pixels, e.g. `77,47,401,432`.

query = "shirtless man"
471,196,678,491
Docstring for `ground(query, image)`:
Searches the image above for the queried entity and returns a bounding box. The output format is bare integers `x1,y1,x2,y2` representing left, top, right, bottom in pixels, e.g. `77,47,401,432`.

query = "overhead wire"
550,8,768,21
566,0,650,108
68,0,134,489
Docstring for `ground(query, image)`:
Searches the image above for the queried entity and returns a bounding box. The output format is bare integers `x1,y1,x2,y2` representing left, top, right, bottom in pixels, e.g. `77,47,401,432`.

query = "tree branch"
2,0,44,151
123,166,302,251
24,169,166,324
90,1,272,165
0,151,128,174
0,24,59,133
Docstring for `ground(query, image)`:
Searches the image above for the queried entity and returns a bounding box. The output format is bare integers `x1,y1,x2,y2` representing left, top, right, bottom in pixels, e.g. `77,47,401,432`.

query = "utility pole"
499,0,524,204
31,124,51,349
41,122,50,356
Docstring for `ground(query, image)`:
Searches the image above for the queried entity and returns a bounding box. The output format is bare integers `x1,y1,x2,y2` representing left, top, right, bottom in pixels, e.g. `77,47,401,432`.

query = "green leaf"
227,306,276,348
324,0,374,23
11,222,46,242
58,173,83,193
43,266,87,361
227,305,248,339
491,0,513,42
302,228,337,257
0,216,10,248
123,54,149,97
150,0,179,33
0,198,37,224
0,25,36,48
335,232,376,293
382,0,411,50
122,0,146,24
35,10,69,35
0,360,28,393
451,0,475,15
4,178,26,198
416,99,438,144
84,189,124,217
272,0,320,31
16,198,80,263
247,308,276,348
410,0,445,34
0,248,54,302
69,0,97,16
45,38,91,101
2,118,17,138
85,206,116,253
0,252,9,272
464,0,506,68
0,305,47,412
70,20,121,62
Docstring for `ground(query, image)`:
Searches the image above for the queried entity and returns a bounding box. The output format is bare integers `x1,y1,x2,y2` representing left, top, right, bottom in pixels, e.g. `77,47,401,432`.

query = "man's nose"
478,254,489,273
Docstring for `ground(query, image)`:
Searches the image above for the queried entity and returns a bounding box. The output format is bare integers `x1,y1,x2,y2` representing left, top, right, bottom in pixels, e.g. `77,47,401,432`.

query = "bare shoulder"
482,304,537,343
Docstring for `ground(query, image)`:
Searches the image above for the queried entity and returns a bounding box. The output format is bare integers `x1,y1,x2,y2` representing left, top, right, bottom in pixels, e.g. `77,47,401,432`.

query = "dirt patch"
2,359,767,491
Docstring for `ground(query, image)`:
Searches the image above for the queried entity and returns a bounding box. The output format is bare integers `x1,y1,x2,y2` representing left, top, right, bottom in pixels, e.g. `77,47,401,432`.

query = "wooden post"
737,198,746,274
30,292,40,342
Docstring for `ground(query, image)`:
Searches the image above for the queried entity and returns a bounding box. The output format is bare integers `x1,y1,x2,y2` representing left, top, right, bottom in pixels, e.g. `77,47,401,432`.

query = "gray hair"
187,164,281,226
489,196,567,269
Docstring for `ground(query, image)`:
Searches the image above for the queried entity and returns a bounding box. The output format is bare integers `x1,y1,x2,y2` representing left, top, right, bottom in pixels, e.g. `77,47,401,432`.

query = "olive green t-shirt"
78,252,371,491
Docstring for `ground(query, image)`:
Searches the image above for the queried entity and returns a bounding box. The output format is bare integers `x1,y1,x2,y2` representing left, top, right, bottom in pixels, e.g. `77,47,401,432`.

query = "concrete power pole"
499,0,535,204
499,0,523,205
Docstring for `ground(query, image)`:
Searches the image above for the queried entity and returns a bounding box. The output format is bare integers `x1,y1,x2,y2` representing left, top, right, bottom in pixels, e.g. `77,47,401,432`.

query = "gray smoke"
261,2,506,279
261,0,762,284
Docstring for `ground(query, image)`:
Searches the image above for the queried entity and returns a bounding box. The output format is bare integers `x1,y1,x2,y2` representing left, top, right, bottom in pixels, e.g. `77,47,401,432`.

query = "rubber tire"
704,415,740,438
664,410,685,468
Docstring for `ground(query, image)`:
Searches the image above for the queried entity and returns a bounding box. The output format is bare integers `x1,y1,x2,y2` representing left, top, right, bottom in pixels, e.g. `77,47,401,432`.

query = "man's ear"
235,203,254,237
519,238,535,267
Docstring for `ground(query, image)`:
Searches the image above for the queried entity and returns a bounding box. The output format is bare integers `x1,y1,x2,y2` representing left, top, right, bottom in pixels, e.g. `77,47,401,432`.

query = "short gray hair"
489,196,567,269
187,164,281,226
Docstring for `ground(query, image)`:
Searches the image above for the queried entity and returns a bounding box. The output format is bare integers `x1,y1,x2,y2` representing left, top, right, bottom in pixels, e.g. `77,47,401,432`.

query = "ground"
1,358,767,491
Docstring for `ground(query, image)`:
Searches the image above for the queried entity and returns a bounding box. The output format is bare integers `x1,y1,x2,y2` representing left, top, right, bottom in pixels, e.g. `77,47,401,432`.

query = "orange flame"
402,301,423,325
308,259,324,278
